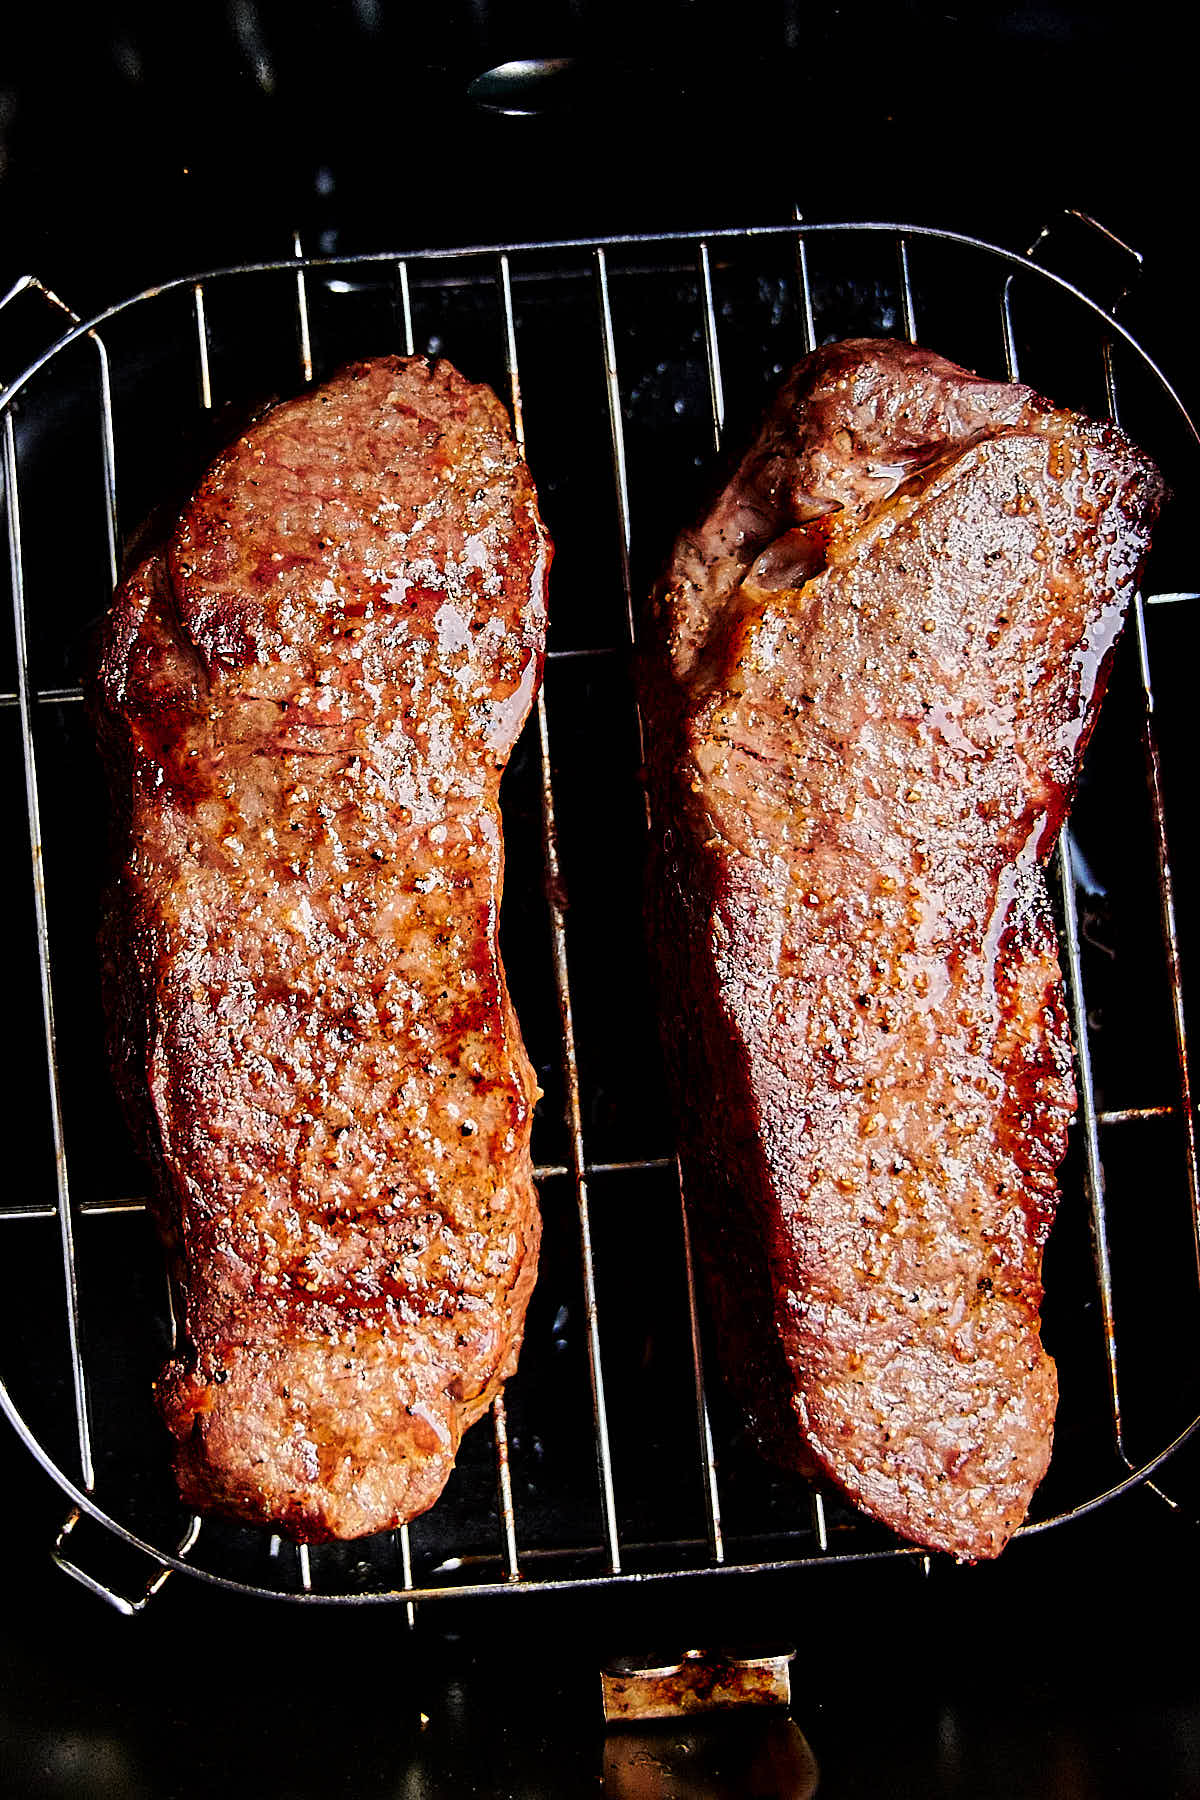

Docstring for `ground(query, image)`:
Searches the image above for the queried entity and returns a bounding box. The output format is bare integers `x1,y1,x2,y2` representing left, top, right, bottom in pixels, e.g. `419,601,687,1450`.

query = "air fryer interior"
3,10,1200,1797
2,220,1197,1618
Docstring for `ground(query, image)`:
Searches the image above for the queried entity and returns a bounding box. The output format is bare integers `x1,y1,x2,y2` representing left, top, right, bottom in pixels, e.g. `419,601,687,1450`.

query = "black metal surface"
3,1453,1200,1798
1,2,1194,316
3,6,1200,1796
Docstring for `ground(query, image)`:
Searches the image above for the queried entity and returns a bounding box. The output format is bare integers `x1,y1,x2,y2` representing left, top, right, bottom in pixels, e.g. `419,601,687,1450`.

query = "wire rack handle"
0,275,86,376
52,1507,202,1617
1023,209,1146,317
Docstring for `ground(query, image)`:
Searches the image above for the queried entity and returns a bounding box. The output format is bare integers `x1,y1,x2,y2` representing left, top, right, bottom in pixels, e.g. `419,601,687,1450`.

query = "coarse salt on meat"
642,338,1161,1560
90,356,550,1542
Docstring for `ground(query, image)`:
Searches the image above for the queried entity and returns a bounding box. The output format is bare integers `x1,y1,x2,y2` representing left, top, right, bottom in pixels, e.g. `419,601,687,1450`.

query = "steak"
90,356,550,1542
642,339,1162,1559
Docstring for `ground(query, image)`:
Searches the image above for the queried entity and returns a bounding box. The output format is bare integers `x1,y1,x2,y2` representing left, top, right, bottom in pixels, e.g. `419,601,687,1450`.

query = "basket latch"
601,1647,817,1798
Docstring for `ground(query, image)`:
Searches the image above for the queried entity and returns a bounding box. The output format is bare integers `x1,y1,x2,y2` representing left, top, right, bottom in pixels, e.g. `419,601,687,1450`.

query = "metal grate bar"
193,285,213,411
94,335,120,588
1130,597,1200,1268
293,232,314,383
585,1156,674,1174
396,261,415,357
1102,337,1121,425
1097,327,1200,1274
999,275,1020,392
792,209,817,356
676,1158,725,1564
4,411,96,1490
0,1159,683,1225
810,1489,829,1554
1099,1105,1175,1125
533,585,623,1575
1001,279,1127,1454
487,255,527,1588
896,235,918,344
396,1520,416,1630
492,1392,520,1580
593,250,638,655
0,687,86,708
595,243,728,1566
1059,830,1126,1447
679,247,739,1561
499,252,622,1573
497,253,525,450
543,644,620,661
697,242,726,453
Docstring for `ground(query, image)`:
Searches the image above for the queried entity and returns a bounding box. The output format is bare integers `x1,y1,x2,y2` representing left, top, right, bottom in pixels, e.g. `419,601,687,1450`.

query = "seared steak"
642,339,1161,1559
90,357,550,1542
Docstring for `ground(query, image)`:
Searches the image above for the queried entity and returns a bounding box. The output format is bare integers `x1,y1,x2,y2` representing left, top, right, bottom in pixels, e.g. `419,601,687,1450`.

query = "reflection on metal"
492,1393,521,1581
896,234,917,342
676,1157,725,1565
293,231,314,382
466,59,578,116
808,1486,829,1554
396,1522,416,1631
396,258,415,357
193,284,213,410
603,1714,818,1800
791,206,817,355
697,241,726,453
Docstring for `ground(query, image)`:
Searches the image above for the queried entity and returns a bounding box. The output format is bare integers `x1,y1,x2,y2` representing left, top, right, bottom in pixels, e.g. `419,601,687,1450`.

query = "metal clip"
601,1646,795,1724
52,1507,201,1617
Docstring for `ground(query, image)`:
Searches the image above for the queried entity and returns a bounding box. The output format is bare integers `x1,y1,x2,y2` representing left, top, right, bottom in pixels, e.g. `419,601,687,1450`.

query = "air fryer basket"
1,216,1197,1615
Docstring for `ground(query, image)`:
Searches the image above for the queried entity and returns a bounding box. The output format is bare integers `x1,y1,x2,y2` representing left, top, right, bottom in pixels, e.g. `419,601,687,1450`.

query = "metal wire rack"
1,216,1197,1614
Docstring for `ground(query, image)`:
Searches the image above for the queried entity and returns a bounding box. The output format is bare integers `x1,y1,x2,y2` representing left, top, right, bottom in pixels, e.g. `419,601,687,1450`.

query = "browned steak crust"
642,339,1161,1560
90,357,550,1542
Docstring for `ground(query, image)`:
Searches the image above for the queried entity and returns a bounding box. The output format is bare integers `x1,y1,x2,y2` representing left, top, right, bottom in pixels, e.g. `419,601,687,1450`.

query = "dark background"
1,1,1195,320
3,1472,1200,1797
3,5,1199,1796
